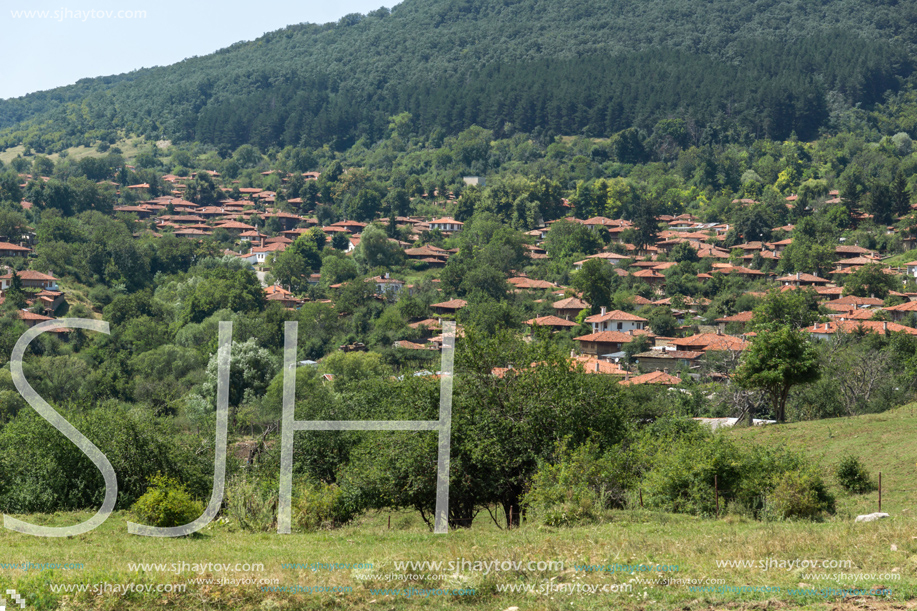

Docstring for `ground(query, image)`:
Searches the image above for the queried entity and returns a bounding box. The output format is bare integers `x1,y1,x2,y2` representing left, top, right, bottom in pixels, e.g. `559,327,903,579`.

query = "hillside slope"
1,0,915,152
728,405,917,517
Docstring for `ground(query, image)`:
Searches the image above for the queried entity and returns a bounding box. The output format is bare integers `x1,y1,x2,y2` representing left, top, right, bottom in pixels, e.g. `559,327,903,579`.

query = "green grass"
0,137,147,166
4,408,917,609
1,506,915,609
728,404,917,517
879,250,917,268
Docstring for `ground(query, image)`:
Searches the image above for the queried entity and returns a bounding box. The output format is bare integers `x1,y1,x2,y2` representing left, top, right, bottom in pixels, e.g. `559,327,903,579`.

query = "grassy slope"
728,404,917,518
0,137,145,165
1,508,915,611
3,409,917,610
879,251,917,268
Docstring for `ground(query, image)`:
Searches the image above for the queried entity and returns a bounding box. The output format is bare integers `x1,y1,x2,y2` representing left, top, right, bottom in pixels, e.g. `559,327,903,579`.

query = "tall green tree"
735,325,820,423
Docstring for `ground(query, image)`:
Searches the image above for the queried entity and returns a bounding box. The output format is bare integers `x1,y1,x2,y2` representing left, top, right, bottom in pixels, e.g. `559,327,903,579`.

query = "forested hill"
2,0,916,152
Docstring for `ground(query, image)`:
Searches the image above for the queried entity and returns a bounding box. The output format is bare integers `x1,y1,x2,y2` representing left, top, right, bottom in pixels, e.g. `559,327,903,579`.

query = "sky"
1,0,395,99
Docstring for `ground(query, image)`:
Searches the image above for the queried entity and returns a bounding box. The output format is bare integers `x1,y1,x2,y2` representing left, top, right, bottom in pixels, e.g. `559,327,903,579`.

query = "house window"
617,322,623,330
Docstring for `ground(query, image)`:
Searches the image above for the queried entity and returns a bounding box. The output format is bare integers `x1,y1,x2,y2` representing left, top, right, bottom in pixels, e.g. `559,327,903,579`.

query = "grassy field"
878,250,917,268
728,404,917,517
2,408,916,610
0,137,146,166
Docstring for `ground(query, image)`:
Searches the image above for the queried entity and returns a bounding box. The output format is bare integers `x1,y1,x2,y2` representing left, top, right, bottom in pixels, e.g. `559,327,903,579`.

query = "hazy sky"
1,0,395,99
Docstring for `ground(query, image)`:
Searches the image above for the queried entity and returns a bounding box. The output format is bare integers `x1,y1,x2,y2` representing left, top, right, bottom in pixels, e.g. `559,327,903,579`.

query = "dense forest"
1,0,916,152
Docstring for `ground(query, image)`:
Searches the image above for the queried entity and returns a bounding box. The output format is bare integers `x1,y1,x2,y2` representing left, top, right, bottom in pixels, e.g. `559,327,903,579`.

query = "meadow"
2,406,916,610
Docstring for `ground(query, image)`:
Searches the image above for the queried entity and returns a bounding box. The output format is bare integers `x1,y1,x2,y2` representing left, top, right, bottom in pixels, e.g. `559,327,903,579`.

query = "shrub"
640,431,745,516
767,468,835,520
0,406,211,513
131,474,204,528
294,481,359,531
636,419,826,519
523,438,633,526
835,455,877,494
224,474,277,532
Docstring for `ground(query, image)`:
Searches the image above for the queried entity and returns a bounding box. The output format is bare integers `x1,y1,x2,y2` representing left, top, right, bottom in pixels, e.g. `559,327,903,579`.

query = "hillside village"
5,164,917,393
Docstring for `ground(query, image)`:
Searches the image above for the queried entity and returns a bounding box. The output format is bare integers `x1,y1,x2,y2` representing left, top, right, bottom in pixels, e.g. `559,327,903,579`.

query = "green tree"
750,288,823,330
5,271,27,309
647,307,678,337
735,325,820,423
202,337,280,407
571,258,615,312
842,263,899,299
891,170,912,218
543,219,603,259
669,241,699,263
272,234,324,291
629,199,659,251
353,224,403,270
779,236,835,277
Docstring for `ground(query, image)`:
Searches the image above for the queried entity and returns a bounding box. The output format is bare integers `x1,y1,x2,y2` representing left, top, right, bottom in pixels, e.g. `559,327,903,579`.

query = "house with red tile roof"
574,330,638,356
553,297,591,320
777,272,831,286
631,349,704,372
714,311,754,333
429,218,463,232
431,299,467,313
619,370,682,386
0,270,58,291
0,242,31,257
668,333,748,352
524,315,578,330
573,252,630,269
508,276,557,290
570,355,627,376
882,300,917,322
584,308,648,333
807,320,917,338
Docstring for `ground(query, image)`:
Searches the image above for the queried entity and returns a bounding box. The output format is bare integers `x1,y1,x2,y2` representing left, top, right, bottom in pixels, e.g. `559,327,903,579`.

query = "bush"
225,474,277,532
640,431,745,516
835,455,877,494
0,406,211,513
131,474,204,528
88,285,114,309
523,438,633,526
294,481,359,531
636,419,826,519
767,468,835,520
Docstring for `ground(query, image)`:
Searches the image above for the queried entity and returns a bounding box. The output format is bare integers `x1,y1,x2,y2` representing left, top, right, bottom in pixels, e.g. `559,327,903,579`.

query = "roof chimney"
796,272,800,280
601,306,607,316
595,362,600,372
884,321,888,332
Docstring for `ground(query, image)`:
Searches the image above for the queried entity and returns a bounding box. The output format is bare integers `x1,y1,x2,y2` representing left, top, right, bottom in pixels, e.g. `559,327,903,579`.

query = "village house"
367,274,405,296
619,370,682,386
431,299,467,314
584,308,647,333
0,242,32,257
552,296,591,320
0,270,58,291
631,348,704,372
574,330,637,356
524,315,579,331
428,217,463,233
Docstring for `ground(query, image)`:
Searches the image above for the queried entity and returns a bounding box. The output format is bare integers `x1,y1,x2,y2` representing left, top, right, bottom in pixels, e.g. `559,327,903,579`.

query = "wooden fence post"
715,475,720,518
